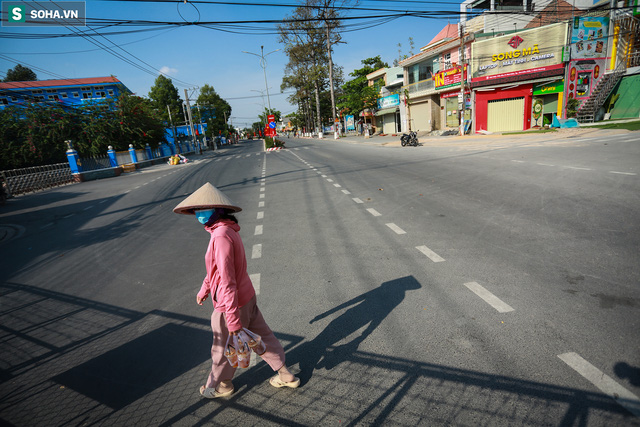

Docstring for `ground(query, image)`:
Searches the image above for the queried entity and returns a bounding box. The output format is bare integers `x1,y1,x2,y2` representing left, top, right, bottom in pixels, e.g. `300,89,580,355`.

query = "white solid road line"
386,223,406,234
367,208,382,217
416,245,445,262
558,352,640,417
252,244,262,259
610,171,637,176
464,282,514,313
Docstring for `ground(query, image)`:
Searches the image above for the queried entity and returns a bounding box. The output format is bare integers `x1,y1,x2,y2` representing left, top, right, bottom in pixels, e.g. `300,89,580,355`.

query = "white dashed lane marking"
464,282,514,313
558,352,640,417
250,273,261,295
252,244,262,259
416,245,445,262
386,223,406,234
257,212,264,220
353,198,364,204
367,208,382,217
254,225,263,236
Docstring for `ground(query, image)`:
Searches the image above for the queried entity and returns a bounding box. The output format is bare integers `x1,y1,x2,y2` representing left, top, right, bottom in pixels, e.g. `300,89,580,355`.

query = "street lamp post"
243,46,280,113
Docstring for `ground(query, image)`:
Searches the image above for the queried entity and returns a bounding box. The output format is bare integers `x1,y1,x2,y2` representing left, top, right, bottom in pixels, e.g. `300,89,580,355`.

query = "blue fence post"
107,145,118,167
66,140,83,173
128,144,138,163
145,143,153,160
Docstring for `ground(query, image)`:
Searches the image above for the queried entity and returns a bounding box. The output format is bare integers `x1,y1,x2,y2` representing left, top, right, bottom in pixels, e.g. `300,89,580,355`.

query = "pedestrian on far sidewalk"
173,183,300,399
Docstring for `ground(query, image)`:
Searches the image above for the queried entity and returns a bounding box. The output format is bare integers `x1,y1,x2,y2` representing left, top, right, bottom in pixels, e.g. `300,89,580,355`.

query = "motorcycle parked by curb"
401,130,418,147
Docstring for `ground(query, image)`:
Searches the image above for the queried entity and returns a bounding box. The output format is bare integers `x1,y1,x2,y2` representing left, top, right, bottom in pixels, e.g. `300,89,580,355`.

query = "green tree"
4,64,37,82
196,84,231,137
258,108,282,125
337,56,388,116
0,94,166,169
148,75,182,125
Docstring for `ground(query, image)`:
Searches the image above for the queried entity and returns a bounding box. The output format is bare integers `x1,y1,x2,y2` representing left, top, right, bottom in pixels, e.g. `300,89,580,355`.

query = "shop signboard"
533,80,564,95
471,22,567,82
376,94,400,109
434,65,467,90
345,115,355,131
570,17,609,59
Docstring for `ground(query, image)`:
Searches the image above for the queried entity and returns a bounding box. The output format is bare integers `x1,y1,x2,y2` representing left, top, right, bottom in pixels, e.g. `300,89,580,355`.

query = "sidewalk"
304,126,636,148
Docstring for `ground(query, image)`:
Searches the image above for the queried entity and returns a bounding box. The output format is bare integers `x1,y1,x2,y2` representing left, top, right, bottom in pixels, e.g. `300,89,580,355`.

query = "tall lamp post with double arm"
242,46,280,113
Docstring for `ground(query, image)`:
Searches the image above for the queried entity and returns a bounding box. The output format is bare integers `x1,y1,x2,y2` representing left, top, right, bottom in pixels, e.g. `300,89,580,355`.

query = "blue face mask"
195,209,215,225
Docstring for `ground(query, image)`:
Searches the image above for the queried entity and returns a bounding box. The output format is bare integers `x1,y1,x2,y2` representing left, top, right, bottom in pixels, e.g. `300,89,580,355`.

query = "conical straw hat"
173,182,242,215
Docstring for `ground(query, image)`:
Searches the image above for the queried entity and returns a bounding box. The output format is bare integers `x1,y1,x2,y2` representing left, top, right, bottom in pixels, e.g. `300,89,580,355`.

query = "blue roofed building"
0,76,131,110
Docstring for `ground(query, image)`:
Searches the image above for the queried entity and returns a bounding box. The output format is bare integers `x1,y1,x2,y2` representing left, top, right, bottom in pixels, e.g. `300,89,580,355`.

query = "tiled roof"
0,76,121,90
425,24,459,48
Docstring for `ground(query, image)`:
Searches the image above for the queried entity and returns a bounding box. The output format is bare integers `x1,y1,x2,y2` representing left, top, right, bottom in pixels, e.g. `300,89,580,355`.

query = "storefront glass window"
408,57,437,84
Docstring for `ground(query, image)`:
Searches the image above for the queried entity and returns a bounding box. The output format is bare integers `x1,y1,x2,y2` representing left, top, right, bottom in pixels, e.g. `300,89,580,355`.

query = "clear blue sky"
1,0,464,128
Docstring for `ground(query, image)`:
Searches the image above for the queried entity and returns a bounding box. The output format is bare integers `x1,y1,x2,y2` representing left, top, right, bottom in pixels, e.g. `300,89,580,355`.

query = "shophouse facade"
470,22,569,132
367,66,404,134
399,23,476,133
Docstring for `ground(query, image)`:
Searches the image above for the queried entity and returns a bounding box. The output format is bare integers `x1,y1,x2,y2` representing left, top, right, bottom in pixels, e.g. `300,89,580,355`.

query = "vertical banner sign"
2,2,86,26
345,115,355,131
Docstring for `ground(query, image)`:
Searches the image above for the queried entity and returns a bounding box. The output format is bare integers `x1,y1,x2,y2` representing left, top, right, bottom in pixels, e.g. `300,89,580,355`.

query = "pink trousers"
205,295,286,389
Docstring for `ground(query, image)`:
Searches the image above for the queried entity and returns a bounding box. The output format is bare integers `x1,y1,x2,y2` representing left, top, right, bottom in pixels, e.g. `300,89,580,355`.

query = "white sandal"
199,385,234,398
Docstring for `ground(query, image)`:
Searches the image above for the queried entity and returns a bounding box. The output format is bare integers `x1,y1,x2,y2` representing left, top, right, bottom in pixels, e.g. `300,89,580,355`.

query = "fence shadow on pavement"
0,281,637,426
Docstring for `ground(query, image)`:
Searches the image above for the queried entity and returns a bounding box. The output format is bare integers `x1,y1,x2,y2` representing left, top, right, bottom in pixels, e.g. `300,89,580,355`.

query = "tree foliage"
196,84,232,137
258,107,282,125
4,64,37,82
148,74,182,125
0,94,166,170
337,56,389,116
278,0,349,132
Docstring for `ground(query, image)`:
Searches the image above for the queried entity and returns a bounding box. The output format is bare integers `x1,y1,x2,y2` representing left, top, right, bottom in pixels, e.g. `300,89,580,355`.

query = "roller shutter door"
409,102,430,131
487,97,525,132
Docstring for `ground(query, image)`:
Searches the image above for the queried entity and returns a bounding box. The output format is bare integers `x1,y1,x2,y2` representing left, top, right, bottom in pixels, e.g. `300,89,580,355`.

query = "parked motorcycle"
401,130,418,146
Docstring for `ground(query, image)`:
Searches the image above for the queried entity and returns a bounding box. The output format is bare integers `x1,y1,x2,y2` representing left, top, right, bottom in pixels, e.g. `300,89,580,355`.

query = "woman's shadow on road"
293,276,421,384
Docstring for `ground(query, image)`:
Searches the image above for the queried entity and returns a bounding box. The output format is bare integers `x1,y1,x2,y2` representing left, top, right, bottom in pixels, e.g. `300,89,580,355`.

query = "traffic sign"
268,115,275,122
269,122,276,129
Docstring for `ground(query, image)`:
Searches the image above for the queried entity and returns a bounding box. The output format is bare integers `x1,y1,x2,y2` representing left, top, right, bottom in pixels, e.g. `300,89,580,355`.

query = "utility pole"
184,89,200,154
459,21,466,136
167,105,180,153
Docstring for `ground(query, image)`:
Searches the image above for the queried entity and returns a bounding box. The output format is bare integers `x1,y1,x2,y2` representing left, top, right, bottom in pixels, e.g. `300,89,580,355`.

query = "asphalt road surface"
1,130,639,426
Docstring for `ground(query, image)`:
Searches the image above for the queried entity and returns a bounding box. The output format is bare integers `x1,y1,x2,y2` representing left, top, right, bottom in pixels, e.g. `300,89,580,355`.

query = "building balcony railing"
402,79,435,97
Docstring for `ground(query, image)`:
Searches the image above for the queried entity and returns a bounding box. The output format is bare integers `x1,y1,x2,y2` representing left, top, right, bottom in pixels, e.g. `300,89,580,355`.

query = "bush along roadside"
264,136,285,149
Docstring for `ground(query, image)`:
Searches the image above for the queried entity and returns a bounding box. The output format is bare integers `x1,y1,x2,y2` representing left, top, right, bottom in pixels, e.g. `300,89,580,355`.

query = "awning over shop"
375,107,398,116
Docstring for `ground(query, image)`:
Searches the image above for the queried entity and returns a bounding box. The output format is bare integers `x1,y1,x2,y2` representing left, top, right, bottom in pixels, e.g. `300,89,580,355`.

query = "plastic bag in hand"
234,333,251,368
224,335,238,368
240,328,266,355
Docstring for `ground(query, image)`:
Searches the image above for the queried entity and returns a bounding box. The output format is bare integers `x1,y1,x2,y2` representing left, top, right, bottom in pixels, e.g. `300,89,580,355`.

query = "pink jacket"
197,219,256,331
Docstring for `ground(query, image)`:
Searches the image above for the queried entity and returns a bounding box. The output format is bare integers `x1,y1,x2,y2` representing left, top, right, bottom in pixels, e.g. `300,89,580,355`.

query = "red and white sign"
267,115,275,123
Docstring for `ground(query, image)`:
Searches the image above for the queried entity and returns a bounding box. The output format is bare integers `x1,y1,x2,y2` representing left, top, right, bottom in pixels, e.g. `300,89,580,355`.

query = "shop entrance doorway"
487,97,525,132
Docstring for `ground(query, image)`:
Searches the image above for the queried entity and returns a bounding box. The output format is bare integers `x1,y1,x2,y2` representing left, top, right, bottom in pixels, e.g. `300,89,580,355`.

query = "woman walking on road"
174,182,299,398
